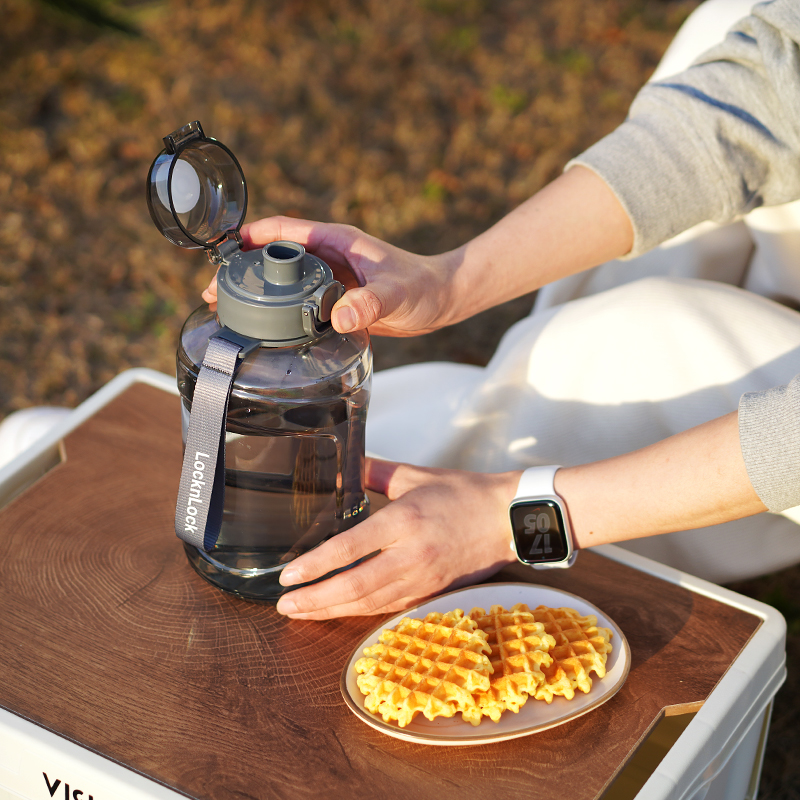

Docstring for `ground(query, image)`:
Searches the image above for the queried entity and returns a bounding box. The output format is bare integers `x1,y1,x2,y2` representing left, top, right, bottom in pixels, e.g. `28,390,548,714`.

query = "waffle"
526,605,613,703
354,609,493,727
466,604,556,719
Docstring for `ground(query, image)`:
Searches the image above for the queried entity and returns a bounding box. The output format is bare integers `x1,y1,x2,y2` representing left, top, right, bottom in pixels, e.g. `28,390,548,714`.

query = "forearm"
274,411,766,618
554,411,767,549
441,165,634,324
570,1,800,257
441,0,800,323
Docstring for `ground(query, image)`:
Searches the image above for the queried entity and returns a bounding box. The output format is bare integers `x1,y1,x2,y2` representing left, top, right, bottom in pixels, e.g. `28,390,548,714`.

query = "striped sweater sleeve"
569,0,800,257
739,375,800,512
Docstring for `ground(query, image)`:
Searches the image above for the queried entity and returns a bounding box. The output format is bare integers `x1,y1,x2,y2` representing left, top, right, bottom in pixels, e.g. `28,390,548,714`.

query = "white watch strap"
515,465,561,499
510,465,577,568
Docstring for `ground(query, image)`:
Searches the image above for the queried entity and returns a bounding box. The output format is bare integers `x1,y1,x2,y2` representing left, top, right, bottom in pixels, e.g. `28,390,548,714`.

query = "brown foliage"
0,0,697,413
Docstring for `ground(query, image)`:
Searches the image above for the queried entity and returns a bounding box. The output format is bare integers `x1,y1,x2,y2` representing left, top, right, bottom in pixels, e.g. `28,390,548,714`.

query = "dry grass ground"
0,0,695,409
1,0,798,796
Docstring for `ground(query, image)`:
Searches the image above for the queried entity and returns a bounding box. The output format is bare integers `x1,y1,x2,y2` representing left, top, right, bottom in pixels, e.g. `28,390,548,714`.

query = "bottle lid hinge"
207,230,244,264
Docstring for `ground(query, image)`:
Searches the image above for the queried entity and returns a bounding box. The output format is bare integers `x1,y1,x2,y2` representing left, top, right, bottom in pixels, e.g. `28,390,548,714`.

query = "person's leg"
532,220,753,312
370,276,800,583
366,361,484,465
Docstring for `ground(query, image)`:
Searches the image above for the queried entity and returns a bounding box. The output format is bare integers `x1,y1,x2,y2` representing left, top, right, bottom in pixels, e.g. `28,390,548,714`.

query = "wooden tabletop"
0,382,761,799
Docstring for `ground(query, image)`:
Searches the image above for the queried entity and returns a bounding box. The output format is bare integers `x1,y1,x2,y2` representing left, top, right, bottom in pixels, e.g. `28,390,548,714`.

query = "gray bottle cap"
216,240,344,346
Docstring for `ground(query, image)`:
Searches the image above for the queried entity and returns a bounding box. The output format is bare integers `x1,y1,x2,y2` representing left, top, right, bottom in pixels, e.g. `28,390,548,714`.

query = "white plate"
340,582,631,745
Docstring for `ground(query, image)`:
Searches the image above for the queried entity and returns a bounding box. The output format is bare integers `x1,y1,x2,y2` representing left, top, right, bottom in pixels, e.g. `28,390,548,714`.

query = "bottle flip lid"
146,120,247,254
147,121,342,346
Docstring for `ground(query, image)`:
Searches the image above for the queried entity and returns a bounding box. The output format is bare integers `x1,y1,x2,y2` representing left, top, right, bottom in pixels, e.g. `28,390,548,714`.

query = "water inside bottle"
181,377,370,601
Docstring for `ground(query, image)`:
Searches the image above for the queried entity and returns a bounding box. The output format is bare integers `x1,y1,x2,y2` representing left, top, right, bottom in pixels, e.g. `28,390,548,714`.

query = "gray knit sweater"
571,0,800,512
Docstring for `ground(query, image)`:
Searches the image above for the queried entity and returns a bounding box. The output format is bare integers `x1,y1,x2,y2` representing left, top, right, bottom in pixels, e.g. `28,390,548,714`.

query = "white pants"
367,0,800,584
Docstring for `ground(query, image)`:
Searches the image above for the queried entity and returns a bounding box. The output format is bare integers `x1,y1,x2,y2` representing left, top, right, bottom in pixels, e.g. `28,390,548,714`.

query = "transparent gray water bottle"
146,121,372,601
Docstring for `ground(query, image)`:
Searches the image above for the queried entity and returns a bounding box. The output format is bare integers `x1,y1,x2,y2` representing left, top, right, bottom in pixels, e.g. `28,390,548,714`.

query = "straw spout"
263,241,306,285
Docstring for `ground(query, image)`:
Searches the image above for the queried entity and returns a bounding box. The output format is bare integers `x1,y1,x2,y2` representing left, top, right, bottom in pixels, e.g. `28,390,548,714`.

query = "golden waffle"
354,609,493,727
526,605,613,703
467,604,556,720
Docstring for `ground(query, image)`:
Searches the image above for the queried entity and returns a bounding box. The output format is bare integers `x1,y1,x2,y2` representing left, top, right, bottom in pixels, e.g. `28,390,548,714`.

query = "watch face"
510,501,570,565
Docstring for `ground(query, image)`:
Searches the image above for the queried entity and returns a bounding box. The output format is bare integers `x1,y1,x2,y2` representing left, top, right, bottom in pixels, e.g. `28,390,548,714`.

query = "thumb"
331,284,396,333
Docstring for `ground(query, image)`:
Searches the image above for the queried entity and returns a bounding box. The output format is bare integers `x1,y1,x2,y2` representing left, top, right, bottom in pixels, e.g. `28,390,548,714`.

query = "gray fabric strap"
175,336,242,550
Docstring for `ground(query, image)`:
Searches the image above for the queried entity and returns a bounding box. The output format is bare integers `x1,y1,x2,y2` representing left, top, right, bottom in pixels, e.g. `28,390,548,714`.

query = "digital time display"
510,500,569,564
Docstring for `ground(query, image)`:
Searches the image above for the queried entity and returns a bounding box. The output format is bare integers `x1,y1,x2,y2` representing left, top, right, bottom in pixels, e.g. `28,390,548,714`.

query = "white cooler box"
0,369,787,800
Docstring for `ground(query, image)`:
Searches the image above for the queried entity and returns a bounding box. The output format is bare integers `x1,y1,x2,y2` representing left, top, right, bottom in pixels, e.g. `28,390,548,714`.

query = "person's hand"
274,459,521,620
202,168,636,336
201,216,460,337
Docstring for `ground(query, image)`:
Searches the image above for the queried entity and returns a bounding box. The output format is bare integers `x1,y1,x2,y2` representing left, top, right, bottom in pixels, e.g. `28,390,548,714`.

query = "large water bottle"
147,121,372,601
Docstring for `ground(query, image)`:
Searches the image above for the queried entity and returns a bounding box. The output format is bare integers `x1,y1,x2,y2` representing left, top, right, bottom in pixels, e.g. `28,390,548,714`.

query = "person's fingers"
279,574,430,620
366,459,443,500
277,513,389,588
276,547,429,619
243,217,396,333
242,218,363,295
275,464,521,619
242,217,363,267
364,457,401,496
203,215,448,335
277,490,443,609
241,217,320,249
201,274,217,304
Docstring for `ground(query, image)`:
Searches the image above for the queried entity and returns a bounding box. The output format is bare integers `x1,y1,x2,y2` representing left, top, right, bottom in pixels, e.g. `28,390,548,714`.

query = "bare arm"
277,410,765,619
445,164,634,325
558,411,766,549
203,165,633,335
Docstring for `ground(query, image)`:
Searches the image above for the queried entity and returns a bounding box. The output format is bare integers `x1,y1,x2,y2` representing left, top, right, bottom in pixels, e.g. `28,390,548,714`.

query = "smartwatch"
509,466,577,569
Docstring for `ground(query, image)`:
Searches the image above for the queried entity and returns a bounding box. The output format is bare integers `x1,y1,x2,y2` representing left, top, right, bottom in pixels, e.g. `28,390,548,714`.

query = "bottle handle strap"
174,336,243,551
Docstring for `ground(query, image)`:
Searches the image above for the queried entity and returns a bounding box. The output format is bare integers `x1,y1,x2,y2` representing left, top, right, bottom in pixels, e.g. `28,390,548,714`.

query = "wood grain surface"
0,382,761,800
